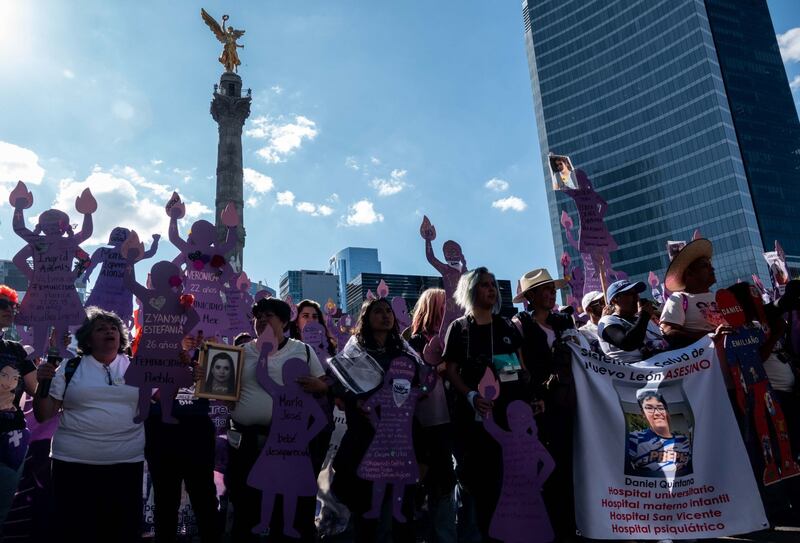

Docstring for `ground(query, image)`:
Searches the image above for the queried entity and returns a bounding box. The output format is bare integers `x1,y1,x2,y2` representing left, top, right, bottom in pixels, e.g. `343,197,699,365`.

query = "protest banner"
568,337,768,540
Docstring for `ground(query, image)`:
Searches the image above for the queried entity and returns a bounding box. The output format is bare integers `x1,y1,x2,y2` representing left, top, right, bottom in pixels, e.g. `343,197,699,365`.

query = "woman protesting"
33,308,145,543
328,297,432,542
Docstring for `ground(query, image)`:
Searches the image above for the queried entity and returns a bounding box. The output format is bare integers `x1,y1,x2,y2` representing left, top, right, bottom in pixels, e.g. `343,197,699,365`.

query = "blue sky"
0,1,798,293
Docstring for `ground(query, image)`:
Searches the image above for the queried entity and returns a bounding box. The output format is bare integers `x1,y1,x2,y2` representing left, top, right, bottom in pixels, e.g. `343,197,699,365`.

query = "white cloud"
296,201,316,214
295,201,334,217
778,28,800,63
150,159,163,166
344,199,384,226
246,115,318,163
328,193,339,202
276,190,295,206
790,75,800,91
115,166,172,198
246,196,259,208
62,69,75,79
271,85,284,94
172,167,192,182
0,141,45,186
491,196,527,212
371,168,409,196
243,167,274,193
345,156,360,171
370,157,381,165
485,177,509,192
51,166,210,246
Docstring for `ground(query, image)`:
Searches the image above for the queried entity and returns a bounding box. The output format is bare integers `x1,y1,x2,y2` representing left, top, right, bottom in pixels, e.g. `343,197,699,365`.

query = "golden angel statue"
201,9,246,73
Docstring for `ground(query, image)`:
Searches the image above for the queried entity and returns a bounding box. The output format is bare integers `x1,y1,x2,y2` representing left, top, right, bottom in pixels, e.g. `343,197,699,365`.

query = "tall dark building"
705,0,800,273
522,0,798,287
345,273,516,319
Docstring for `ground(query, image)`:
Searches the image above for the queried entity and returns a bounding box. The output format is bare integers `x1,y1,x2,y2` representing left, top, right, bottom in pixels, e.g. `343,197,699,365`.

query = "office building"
345,272,516,319
522,0,798,287
328,248,382,309
279,270,340,307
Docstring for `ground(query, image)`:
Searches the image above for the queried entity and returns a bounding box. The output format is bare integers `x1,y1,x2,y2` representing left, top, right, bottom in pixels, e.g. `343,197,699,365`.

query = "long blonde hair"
411,288,446,337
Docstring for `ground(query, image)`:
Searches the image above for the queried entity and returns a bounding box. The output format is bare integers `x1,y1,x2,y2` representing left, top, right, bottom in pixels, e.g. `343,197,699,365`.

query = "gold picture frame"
195,341,245,401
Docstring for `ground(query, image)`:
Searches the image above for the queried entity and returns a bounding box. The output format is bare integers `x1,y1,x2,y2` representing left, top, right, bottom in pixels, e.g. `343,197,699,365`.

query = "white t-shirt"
232,338,325,427
597,314,668,364
579,321,600,344
49,354,144,465
763,354,795,392
660,291,726,333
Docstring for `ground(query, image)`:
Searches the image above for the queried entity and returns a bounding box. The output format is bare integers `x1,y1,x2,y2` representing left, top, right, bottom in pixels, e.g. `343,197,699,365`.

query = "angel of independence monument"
202,9,250,270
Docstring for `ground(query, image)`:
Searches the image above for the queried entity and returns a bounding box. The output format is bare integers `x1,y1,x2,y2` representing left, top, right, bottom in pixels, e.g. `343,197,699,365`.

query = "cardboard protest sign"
357,356,422,522
716,289,800,485
247,326,328,538
123,245,199,424
10,181,96,358
223,271,254,341
83,228,160,325
568,337,767,539
331,314,354,354
302,321,331,367
764,241,790,297
485,401,555,543
166,193,238,340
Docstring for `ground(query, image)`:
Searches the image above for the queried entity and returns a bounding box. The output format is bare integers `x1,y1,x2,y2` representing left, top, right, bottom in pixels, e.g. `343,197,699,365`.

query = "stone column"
210,72,251,270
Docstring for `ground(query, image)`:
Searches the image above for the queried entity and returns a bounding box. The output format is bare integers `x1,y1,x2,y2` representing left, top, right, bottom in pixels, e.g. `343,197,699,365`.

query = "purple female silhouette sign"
247,327,328,537
10,181,96,358
123,237,199,424
485,401,555,543
83,227,160,325
223,271,254,341
420,216,466,365
357,356,422,522
166,192,238,340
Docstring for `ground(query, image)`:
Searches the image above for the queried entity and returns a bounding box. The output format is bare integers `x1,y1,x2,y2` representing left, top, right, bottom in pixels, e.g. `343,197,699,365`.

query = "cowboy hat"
664,238,713,292
513,268,567,303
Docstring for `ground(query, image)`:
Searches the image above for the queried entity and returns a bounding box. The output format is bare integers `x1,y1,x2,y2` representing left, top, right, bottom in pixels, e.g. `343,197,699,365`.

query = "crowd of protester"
0,238,798,542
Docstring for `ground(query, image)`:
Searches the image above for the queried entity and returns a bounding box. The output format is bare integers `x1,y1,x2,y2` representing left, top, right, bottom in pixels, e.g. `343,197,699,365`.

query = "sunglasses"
0,300,18,311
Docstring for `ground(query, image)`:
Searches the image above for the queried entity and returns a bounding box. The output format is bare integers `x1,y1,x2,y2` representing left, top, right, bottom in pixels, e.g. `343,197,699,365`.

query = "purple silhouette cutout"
357,356,422,522
123,249,199,424
331,314,354,354
246,327,328,537
560,170,626,294
301,321,330,368
166,193,238,340
391,297,411,332
10,181,96,358
560,251,585,312
83,227,160,325
485,401,555,543
420,216,467,336
223,271,254,341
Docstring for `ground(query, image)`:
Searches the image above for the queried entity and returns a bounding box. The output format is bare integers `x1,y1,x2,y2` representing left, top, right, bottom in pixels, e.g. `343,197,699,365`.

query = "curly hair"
75,307,130,355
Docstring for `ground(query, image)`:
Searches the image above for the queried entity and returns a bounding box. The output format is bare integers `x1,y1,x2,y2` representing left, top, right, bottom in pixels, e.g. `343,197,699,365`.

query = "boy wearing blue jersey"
627,391,692,477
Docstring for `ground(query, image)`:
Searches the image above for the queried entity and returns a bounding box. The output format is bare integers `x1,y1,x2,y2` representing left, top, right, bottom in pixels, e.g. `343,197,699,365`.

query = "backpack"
61,356,83,397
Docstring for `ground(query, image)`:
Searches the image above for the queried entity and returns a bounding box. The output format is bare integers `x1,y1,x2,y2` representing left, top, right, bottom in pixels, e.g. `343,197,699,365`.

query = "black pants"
225,425,317,542
145,415,220,543
52,459,143,543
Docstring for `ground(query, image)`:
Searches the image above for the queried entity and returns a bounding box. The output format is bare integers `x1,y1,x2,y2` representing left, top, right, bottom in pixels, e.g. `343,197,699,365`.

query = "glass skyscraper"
328,247,382,309
523,0,799,289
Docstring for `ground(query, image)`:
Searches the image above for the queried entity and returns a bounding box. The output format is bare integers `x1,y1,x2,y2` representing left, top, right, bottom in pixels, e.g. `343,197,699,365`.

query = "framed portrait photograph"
548,153,577,191
195,342,245,401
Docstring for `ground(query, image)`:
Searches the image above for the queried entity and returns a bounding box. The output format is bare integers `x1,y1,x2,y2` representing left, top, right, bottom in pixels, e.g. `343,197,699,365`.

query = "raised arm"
73,212,94,244
168,216,190,253
142,234,161,260
425,240,448,275
81,247,106,283
215,226,238,256
482,410,503,439
12,207,37,245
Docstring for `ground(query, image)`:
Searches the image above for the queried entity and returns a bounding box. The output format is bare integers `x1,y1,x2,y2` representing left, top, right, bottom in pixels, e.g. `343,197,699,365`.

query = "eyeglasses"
0,300,18,311
103,365,114,386
643,405,666,414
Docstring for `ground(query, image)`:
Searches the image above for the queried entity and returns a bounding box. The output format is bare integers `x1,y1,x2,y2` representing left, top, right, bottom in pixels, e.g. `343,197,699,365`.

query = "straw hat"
513,268,567,303
664,239,713,292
